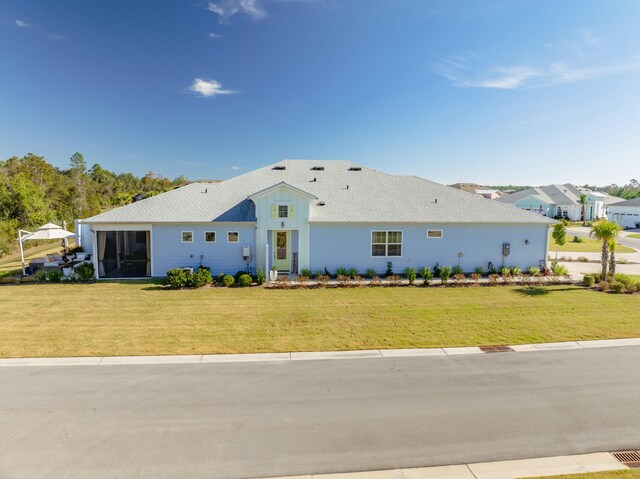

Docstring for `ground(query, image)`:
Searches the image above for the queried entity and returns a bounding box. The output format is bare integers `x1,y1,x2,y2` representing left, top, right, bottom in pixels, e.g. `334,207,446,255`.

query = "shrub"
611,281,626,294
386,275,401,286
528,266,540,276
576,256,589,263
386,261,394,277
234,270,248,283
166,269,189,289
238,274,252,287
365,268,377,279
583,274,595,287
618,258,629,264
46,269,62,283
370,275,382,286
452,265,463,276
488,273,499,284
405,267,417,285
216,273,226,284
487,262,497,275
453,273,466,285
346,267,358,279
35,269,48,283
599,280,610,292
0,276,17,284
510,266,521,276
470,272,481,282
337,274,350,286
353,275,363,287
191,267,213,287
420,266,433,286
300,268,312,278
222,275,235,287
316,274,330,286
314,270,324,278
297,274,310,283
433,262,441,278
75,262,95,282
335,267,347,277
474,266,484,275
500,267,511,277
256,268,266,285
440,266,451,284
613,273,636,289
551,262,568,276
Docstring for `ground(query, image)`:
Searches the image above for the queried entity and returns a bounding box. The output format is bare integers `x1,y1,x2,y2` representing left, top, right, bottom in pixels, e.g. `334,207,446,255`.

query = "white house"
75,160,555,279
496,184,623,221
608,198,640,229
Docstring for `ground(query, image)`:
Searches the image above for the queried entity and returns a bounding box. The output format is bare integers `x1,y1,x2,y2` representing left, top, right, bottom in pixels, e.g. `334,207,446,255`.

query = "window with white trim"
181,231,193,243
371,231,402,257
227,231,239,243
427,230,443,238
204,231,216,243
278,204,289,218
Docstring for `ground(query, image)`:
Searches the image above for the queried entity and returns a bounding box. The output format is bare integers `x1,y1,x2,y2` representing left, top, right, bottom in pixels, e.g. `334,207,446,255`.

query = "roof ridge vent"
348,167,362,171
311,166,325,171
272,165,286,171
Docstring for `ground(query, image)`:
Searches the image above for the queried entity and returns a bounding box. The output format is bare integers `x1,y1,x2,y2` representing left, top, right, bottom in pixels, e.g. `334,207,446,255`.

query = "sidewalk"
1,337,639,367
254,451,633,479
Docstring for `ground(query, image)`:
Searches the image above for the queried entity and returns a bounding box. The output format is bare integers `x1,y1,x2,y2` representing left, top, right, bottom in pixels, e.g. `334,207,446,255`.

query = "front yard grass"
628,233,640,239
550,235,635,253
0,283,639,358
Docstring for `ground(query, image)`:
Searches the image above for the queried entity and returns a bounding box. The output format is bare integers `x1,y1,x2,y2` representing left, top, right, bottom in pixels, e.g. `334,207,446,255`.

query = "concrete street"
1,347,640,479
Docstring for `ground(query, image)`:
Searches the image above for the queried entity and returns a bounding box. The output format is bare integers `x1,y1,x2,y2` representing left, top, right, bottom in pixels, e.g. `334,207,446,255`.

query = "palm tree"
579,194,587,225
608,240,617,277
590,220,622,280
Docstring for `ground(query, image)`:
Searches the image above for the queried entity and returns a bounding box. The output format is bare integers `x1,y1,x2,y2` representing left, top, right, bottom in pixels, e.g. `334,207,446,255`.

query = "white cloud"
15,19,28,28
188,78,236,97
48,33,65,41
207,0,266,23
436,32,640,90
208,32,221,38
230,166,240,170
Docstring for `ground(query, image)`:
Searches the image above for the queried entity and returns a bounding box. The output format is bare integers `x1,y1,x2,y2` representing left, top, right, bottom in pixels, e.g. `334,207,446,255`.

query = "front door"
273,230,290,271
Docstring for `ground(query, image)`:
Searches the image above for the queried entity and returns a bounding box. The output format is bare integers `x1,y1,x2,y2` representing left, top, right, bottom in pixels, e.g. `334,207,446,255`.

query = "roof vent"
311,166,325,171
318,201,326,206
348,167,362,171
272,165,286,171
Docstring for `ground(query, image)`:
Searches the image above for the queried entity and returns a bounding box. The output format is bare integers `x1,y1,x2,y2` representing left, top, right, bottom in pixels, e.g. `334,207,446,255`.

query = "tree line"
0,153,187,256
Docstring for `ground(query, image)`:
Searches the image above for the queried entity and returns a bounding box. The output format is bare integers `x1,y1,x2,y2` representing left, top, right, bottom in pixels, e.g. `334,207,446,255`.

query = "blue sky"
1,0,639,185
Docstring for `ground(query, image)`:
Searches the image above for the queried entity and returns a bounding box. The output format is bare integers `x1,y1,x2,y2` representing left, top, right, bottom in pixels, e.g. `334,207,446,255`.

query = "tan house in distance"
449,183,504,200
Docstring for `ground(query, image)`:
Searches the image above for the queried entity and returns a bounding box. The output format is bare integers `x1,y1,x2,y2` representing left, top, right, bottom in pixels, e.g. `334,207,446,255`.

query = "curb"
253,452,630,479
1,338,639,367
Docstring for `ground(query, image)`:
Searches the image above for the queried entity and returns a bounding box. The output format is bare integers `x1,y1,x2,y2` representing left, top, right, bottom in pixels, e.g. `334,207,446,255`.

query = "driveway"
1,347,640,479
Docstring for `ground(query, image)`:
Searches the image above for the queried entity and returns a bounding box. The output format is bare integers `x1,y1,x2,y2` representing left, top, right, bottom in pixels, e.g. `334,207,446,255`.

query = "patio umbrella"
18,223,76,275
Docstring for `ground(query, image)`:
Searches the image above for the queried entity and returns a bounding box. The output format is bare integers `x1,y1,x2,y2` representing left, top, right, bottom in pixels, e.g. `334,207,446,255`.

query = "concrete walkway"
2,337,640,367
255,451,629,479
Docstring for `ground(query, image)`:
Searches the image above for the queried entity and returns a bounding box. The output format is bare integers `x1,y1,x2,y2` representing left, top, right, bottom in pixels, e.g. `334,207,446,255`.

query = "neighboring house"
608,197,640,229
76,160,554,279
449,183,504,199
496,184,623,221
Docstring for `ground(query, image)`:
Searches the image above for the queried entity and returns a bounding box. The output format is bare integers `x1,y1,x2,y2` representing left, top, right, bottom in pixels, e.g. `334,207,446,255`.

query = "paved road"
1,347,640,479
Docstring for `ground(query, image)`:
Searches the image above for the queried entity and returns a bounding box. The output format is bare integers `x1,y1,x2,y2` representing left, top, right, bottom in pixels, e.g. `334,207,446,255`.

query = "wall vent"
273,166,286,170
348,167,362,171
318,201,326,206
311,166,325,171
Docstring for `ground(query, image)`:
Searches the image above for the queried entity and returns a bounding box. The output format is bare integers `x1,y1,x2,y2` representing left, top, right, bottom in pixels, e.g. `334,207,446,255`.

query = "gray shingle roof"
610,197,640,207
497,183,622,206
84,160,554,224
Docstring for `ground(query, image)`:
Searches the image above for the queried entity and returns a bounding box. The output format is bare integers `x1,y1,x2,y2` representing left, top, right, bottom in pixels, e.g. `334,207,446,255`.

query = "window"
227,231,239,243
371,231,402,257
204,231,216,243
278,204,289,218
427,230,443,238
181,231,193,243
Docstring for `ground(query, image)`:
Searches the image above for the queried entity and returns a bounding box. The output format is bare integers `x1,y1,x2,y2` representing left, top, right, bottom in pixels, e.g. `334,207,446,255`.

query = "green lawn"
529,471,640,479
628,233,640,239
0,282,638,358
550,235,635,253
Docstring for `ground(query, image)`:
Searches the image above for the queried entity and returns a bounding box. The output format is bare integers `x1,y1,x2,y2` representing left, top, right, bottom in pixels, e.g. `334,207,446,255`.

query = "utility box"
242,245,250,260
502,243,511,257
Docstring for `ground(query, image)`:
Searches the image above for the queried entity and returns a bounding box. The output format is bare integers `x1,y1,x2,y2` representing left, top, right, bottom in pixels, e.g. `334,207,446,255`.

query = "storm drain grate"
480,345,515,353
612,451,640,468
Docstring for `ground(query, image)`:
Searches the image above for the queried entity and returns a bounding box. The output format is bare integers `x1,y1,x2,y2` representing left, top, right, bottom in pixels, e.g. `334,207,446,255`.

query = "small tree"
552,222,566,260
